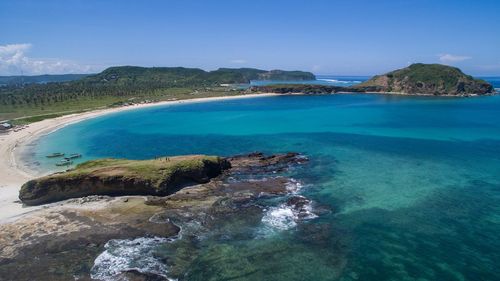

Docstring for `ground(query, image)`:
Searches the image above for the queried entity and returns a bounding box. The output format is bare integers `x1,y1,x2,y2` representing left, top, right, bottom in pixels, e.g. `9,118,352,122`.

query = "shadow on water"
336,179,500,281
85,130,500,160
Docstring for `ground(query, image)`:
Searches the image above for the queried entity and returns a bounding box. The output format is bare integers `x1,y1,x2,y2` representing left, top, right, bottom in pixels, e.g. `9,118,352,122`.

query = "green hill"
353,63,493,95
0,66,314,120
82,66,315,86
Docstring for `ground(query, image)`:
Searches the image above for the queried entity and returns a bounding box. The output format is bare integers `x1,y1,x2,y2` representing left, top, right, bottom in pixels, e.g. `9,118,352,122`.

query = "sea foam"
261,178,318,233
261,201,318,231
90,236,173,281
317,78,362,84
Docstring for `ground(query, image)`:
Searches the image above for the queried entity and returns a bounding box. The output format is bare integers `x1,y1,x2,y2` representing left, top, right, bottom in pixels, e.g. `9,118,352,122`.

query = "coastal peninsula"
19,155,230,205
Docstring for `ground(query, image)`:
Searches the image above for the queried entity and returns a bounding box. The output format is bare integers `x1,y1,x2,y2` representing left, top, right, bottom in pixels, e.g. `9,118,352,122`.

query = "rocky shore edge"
0,152,326,281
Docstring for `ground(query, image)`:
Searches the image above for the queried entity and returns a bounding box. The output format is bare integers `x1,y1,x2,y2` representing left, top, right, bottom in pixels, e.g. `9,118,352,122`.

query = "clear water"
30,89,500,280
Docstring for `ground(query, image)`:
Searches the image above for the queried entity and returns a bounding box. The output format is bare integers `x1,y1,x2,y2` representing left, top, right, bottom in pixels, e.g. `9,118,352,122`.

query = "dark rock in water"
3,152,310,281
119,269,168,281
19,155,230,206
0,197,180,281
221,177,292,196
287,195,315,219
142,153,310,239
228,152,308,174
287,195,310,209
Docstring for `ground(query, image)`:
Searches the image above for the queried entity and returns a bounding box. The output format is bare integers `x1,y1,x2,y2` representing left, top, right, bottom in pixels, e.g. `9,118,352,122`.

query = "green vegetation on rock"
353,63,494,95
19,155,230,206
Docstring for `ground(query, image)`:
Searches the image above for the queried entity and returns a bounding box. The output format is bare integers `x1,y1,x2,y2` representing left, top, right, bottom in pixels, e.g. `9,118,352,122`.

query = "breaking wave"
285,178,304,193
317,78,362,84
260,175,318,234
90,236,175,281
261,201,318,231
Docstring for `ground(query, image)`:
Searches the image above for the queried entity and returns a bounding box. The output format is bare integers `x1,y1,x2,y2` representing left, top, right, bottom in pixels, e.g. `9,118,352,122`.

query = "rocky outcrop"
353,63,494,96
227,152,308,173
19,155,230,206
4,152,315,280
18,153,309,206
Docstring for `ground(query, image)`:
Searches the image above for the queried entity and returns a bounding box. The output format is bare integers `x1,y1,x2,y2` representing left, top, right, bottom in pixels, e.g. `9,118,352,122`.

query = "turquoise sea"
28,77,500,280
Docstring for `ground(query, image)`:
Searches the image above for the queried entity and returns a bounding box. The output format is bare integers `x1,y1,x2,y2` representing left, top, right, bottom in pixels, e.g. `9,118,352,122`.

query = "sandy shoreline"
0,93,278,222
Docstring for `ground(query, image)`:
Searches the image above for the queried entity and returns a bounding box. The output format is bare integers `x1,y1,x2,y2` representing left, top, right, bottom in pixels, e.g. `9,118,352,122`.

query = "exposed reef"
1,152,330,281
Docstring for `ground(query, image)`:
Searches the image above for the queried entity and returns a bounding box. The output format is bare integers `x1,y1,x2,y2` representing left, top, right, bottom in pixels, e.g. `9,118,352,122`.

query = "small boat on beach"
55,159,73,166
65,153,82,159
46,153,65,158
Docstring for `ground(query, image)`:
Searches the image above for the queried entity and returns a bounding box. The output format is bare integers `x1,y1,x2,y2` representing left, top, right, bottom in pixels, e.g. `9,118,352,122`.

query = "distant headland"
252,63,494,96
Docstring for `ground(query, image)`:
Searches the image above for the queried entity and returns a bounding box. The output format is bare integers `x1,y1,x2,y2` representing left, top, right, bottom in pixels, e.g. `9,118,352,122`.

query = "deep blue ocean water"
28,78,500,280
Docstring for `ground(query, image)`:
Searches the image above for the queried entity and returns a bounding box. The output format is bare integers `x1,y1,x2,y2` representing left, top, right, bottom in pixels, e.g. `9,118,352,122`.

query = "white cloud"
311,65,322,72
438,53,471,64
0,43,100,75
230,59,247,64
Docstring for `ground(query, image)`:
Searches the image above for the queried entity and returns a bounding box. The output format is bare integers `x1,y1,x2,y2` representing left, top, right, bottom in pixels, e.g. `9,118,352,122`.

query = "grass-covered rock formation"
353,63,494,95
19,155,230,206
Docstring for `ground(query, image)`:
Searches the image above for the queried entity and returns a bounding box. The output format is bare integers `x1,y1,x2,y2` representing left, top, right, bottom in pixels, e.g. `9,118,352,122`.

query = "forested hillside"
0,66,315,121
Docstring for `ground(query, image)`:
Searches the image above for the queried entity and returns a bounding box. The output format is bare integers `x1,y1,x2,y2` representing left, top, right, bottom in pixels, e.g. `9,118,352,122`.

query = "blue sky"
1,0,499,75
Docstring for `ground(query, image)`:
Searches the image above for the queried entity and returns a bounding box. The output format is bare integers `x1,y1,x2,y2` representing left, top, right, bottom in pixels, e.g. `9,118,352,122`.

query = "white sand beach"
0,93,278,222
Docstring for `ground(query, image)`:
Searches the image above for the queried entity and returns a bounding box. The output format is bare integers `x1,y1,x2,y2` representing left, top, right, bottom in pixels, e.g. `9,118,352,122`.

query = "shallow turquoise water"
31,93,500,280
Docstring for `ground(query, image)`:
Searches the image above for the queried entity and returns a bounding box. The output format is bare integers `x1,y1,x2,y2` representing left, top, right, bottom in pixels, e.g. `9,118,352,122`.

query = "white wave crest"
261,198,318,232
262,205,298,230
317,78,362,84
90,237,174,281
285,178,303,193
